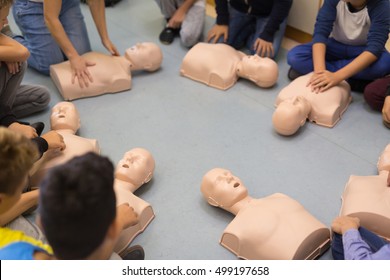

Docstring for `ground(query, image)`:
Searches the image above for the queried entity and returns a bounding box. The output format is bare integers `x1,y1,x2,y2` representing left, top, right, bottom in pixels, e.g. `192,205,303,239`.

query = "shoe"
30,122,45,136
159,27,178,45
287,67,303,81
1,24,16,38
120,245,145,260
347,78,372,93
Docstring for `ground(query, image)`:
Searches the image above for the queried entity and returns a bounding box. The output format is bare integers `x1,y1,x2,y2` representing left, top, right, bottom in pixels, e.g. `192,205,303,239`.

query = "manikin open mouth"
58,115,65,118
233,182,240,188
122,164,129,168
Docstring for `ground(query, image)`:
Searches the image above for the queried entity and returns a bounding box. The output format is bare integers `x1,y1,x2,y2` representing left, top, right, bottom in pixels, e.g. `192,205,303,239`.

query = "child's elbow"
18,45,30,61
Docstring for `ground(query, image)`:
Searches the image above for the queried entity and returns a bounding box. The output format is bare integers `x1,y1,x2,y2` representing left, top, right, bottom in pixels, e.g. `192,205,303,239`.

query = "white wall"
287,0,322,35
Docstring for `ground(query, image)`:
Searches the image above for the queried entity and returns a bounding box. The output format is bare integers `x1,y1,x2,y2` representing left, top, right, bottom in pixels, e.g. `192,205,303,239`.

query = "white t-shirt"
331,2,370,46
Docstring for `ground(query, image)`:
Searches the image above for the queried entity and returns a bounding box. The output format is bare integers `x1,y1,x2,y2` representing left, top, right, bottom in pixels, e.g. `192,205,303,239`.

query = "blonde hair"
0,127,38,195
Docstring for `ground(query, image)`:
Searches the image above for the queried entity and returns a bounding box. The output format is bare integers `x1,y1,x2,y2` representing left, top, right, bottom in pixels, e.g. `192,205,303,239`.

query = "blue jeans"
287,38,390,80
12,0,91,75
331,227,389,260
217,6,287,58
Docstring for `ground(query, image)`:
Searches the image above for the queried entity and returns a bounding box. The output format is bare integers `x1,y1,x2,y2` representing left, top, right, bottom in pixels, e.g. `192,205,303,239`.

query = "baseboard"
285,25,313,43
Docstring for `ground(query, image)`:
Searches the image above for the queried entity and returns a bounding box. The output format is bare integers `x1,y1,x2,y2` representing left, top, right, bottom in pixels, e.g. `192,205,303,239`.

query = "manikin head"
272,96,312,136
236,55,278,88
50,102,81,132
124,43,163,72
201,168,248,208
115,148,155,188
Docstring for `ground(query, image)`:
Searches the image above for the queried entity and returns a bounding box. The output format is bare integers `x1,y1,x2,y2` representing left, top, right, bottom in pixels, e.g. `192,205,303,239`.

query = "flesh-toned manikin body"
180,43,278,90
50,43,163,100
113,148,155,254
201,168,330,259
340,144,390,241
274,73,351,132
272,96,312,136
42,102,99,172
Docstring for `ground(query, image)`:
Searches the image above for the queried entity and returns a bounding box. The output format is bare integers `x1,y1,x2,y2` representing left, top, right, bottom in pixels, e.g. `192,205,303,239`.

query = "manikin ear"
143,172,153,184
207,197,220,207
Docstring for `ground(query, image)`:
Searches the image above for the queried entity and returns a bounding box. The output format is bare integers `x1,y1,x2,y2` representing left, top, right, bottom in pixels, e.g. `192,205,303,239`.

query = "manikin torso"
201,168,330,260
275,73,352,127
113,180,155,254
44,129,99,170
112,148,155,254
340,145,390,241
221,193,330,260
50,52,132,101
181,43,244,90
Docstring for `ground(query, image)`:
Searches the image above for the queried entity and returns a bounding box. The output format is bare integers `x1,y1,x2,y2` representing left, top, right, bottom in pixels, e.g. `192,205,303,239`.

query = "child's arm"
0,33,29,62
0,190,39,226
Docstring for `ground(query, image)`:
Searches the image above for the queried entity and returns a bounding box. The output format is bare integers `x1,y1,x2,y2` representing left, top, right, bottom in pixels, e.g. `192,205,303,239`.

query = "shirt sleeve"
215,0,230,25
365,0,390,57
313,0,338,44
343,229,390,260
259,0,293,42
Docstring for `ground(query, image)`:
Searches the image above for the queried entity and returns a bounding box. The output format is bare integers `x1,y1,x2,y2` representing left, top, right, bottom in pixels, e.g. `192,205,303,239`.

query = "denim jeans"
331,227,389,260
12,0,91,75
217,6,287,58
287,38,390,80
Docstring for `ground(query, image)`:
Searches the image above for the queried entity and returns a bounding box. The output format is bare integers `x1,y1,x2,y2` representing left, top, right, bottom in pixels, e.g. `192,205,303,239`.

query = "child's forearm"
0,190,39,226
0,34,30,62
312,43,327,72
335,51,378,81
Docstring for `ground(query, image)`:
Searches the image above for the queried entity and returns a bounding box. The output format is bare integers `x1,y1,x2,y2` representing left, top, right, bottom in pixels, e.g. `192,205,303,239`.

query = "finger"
85,69,93,83
76,73,84,88
71,73,76,85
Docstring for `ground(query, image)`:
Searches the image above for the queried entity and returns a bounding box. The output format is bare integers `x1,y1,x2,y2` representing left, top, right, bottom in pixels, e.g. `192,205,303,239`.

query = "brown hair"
0,0,13,9
0,127,38,195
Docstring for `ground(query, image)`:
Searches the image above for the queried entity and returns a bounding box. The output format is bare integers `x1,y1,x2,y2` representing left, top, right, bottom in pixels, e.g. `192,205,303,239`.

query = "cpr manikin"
201,168,330,260
180,43,278,90
42,102,100,171
339,144,390,241
113,148,155,254
272,96,312,136
274,73,351,131
50,43,163,100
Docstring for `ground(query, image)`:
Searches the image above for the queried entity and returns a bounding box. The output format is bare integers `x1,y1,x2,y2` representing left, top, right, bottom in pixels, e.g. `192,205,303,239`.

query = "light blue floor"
10,1,389,260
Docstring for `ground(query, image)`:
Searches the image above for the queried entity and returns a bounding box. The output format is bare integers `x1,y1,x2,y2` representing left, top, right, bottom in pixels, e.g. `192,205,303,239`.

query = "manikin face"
237,55,278,87
115,148,155,187
124,42,162,71
0,5,10,29
50,102,81,132
201,168,248,208
272,96,311,136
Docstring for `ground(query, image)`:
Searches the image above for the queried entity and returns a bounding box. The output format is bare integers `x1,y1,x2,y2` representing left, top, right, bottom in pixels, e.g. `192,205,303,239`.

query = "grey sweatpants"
0,61,50,119
155,0,205,47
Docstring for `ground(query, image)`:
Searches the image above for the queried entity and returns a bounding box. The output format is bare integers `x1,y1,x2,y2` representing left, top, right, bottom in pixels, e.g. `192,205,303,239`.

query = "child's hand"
331,216,360,235
8,122,38,138
5,61,23,74
117,203,139,229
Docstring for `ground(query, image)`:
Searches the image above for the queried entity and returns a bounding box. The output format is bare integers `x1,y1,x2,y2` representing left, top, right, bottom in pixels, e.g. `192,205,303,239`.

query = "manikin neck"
53,128,76,135
222,196,253,216
115,177,140,193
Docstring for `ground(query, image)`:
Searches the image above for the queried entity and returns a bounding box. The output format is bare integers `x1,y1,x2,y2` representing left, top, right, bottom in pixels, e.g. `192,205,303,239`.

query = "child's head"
38,152,118,259
0,0,13,28
0,127,38,214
